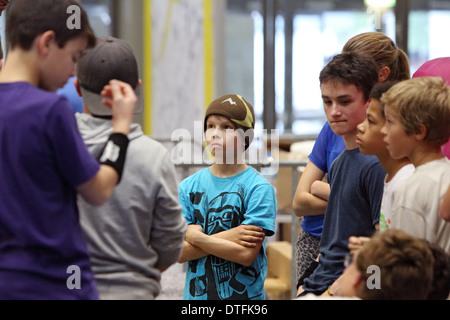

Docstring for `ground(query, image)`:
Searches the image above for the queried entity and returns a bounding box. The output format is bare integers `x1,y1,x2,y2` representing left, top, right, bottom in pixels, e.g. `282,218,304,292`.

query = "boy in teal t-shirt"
178,94,277,300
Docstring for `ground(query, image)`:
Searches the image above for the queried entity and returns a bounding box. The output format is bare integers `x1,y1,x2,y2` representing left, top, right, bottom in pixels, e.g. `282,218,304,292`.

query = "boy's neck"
343,131,359,150
210,163,248,178
409,143,444,167
0,49,39,86
377,152,412,183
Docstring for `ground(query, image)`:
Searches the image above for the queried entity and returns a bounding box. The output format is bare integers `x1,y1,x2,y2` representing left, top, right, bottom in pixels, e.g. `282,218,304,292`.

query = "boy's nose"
212,127,220,136
357,122,365,134
207,127,221,139
330,103,342,117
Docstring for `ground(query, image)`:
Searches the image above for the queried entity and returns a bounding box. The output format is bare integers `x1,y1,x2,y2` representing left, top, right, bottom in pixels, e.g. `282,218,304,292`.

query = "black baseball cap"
77,36,143,116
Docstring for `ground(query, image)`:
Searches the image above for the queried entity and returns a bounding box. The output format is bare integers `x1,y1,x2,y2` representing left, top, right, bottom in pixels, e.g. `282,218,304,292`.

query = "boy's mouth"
355,135,363,145
330,120,346,124
209,142,222,148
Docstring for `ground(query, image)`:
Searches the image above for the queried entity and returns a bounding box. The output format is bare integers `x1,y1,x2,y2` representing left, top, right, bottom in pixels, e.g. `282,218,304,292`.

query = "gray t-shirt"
303,148,386,293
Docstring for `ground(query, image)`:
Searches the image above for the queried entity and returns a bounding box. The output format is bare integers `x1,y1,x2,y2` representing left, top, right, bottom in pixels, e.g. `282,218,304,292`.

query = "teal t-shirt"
179,167,277,300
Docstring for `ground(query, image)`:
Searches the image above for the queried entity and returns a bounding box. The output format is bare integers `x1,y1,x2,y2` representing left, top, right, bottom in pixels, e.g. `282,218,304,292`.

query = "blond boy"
381,77,450,253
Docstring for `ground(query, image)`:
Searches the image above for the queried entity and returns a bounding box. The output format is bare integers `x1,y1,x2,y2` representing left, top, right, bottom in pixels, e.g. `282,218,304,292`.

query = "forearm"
188,232,259,267
292,192,328,217
441,186,450,222
292,162,329,217
310,180,330,202
178,240,208,264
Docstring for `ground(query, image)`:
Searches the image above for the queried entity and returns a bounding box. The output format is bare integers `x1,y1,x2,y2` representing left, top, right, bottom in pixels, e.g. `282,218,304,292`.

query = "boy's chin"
214,156,246,165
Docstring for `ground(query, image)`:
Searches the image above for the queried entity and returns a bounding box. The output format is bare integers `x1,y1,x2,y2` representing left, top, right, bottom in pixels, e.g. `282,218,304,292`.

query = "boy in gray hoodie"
75,36,186,300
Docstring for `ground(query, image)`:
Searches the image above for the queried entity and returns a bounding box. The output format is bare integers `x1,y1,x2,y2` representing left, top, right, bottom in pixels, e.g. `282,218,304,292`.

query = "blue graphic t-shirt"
179,167,277,300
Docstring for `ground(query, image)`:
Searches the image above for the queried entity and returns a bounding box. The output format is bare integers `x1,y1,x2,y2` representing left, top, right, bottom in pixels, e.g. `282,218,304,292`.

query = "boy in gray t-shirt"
298,53,386,296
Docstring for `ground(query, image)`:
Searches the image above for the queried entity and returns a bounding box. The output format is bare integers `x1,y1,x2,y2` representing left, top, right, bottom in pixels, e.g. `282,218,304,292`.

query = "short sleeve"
46,99,99,187
178,179,195,225
308,124,329,172
243,182,277,237
308,122,345,174
362,161,386,226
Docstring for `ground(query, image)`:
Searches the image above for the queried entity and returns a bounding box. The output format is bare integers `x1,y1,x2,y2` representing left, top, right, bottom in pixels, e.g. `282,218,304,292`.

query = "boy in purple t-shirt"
0,0,137,299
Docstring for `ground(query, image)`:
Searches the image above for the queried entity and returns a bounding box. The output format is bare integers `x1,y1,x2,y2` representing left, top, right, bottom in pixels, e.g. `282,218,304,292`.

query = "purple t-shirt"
0,82,100,299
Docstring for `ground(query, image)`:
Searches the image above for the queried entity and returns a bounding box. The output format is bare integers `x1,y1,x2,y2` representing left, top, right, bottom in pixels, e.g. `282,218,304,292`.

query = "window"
224,0,399,136
81,0,114,36
409,0,450,74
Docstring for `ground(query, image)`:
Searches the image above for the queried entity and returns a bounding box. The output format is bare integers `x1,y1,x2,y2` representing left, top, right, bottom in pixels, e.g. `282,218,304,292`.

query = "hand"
310,180,330,201
101,80,137,135
185,224,204,245
219,225,265,248
348,236,370,255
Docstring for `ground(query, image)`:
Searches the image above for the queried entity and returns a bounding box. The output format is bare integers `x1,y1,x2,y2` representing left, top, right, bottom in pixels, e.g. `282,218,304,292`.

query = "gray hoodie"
76,113,186,300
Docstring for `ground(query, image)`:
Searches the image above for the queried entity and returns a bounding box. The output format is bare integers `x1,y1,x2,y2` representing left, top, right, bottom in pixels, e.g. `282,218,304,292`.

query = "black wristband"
98,133,129,183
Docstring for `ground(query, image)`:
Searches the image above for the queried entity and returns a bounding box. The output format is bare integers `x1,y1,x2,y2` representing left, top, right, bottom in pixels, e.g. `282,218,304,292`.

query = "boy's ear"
73,78,82,97
37,30,56,56
352,270,365,292
378,66,391,83
414,123,427,141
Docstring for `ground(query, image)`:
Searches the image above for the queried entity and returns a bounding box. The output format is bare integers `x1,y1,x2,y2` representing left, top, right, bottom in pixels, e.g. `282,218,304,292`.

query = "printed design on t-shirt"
379,212,387,231
187,185,263,300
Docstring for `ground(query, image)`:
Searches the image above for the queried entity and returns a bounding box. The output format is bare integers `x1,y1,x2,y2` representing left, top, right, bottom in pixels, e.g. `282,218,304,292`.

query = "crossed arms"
178,224,266,267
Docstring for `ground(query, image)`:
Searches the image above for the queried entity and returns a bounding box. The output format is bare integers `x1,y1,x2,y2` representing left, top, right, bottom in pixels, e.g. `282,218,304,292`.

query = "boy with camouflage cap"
178,94,277,300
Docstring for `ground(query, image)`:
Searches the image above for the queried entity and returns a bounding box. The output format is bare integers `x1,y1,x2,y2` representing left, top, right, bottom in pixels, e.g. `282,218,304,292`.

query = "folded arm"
292,162,329,217
178,224,265,267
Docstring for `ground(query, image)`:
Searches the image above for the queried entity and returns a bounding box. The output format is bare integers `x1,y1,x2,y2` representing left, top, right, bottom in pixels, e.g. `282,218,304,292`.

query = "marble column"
146,0,205,135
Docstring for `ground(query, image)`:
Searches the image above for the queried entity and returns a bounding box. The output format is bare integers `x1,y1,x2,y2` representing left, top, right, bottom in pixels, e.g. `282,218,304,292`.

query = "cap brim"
80,86,144,116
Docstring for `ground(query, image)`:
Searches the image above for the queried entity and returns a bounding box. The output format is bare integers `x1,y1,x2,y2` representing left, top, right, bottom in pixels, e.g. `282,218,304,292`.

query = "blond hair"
342,32,410,81
381,77,450,146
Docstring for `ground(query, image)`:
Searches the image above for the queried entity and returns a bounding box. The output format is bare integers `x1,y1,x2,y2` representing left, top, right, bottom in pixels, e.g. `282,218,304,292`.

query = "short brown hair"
320,52,379,102
381,77,450,146
6,0,96,50
356,229,434,300
369,81,400,117
343,32,411,81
